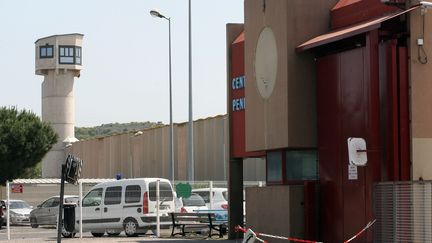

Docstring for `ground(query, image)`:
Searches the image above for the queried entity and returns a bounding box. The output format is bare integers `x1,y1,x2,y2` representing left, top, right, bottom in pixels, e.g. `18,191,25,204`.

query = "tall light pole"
188,0,194,182
150,9,175,183
129,131,143,178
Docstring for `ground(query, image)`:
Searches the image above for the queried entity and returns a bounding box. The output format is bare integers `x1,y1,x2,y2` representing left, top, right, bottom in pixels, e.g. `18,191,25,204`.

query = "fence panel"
374,181,432,243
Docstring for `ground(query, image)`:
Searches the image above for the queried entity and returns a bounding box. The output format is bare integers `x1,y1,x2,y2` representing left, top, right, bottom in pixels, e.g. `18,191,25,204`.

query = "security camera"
420,1,432,8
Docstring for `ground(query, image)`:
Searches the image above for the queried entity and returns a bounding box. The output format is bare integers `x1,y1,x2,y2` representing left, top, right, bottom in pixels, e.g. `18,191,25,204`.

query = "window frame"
104,186,122,205
75,46,82,64
125,185,141,204
59,45,82,65
266,150,284,185
40,45,54,59
266,148,318,185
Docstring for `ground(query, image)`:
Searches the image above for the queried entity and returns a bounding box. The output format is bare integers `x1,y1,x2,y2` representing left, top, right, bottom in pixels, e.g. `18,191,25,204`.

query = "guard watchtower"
35,33,83,178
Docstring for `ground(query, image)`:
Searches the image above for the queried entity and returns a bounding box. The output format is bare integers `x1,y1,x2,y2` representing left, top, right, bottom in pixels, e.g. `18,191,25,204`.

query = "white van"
72,178,174,237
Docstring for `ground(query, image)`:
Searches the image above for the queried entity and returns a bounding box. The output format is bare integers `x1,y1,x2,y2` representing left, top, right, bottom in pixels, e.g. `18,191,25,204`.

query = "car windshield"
182,194,205,207
9,201,30,209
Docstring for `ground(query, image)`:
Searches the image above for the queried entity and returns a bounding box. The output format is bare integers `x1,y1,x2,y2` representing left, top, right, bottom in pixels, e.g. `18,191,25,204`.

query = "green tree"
0,107,57,184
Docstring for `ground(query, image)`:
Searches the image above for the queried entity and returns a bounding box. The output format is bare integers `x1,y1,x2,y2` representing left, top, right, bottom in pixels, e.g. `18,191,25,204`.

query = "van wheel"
91,232,105,237
30,217,38,228
124,218,138,237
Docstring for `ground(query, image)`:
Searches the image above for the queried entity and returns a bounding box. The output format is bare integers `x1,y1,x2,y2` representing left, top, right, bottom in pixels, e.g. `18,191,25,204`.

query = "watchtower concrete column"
35,33,83,178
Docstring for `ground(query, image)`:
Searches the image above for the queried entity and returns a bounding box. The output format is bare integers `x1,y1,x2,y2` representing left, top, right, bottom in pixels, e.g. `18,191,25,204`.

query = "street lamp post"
150,9,175,183
188,0,194,182
129,131,143,178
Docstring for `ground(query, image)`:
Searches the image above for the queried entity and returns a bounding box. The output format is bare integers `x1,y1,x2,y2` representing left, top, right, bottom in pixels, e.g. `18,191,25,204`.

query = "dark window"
267,151,283,183
266,149,318,185
41,198,55,208
40,45,53,58
286,150,318,181
104,186,122,205
59,46,82,65
51,198,60,207
125,185,141,203
149,182,173,201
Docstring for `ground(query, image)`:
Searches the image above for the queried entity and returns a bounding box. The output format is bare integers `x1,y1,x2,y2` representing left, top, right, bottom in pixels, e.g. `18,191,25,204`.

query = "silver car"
0,200,33,225
30,195,78,228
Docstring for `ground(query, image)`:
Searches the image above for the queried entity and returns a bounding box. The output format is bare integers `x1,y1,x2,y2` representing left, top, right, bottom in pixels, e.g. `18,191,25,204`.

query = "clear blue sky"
0,0,244,127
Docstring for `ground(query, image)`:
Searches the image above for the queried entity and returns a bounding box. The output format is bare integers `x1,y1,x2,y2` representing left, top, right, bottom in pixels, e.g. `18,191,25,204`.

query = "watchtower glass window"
75,47,81,64
59,46,82,65
40,45,53,58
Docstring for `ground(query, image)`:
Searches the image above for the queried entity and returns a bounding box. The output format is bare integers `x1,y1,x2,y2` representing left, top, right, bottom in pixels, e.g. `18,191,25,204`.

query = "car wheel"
91,232,105,237
124,218,138,237
106,229,121,236
30,218,39,228
61,224,75,238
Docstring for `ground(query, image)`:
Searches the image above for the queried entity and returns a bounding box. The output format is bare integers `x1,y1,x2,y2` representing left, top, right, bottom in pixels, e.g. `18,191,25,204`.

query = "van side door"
123,185,142,217
81,188,103,230
102,186,123,229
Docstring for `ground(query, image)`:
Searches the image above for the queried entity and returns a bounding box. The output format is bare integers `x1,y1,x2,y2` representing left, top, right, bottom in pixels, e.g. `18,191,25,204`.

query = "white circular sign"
254,27,278,99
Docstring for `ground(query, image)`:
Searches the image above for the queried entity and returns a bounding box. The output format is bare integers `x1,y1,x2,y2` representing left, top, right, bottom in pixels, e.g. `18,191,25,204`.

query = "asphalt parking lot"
0,225,237,243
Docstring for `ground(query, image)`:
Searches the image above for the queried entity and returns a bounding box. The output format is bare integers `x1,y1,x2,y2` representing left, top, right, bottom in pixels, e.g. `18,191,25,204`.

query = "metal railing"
374,181,432,243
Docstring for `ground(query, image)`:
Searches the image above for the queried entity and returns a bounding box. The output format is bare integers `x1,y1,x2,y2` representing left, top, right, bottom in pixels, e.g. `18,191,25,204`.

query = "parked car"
69,178,175,237
30,195,79,228
192,188,228,210
0,200,33,225
178,193,208,213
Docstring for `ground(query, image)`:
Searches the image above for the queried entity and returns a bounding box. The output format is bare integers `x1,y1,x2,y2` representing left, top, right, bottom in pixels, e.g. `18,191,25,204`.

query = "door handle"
104,207,108,213
95,208,100,211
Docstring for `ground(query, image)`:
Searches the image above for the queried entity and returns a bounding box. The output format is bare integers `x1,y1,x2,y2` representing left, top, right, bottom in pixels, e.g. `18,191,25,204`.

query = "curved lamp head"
150,9,164,18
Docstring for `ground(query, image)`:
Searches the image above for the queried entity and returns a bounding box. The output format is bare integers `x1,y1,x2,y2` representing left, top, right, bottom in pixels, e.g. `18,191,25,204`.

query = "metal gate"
374,181,432,242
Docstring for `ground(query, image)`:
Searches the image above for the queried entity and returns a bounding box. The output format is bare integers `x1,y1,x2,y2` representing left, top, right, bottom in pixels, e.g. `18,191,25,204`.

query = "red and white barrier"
235,219,375,243
344,219,376,243
235,226,322,243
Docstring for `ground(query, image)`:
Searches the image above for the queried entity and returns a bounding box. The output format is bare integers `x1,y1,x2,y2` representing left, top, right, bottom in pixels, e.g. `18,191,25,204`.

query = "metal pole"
156,180,160,237
129,136,133,178
79,180,83,238
6,181,10,240
57,164,66,243
188,0,194,182
209,181,213,210
168,17,174,184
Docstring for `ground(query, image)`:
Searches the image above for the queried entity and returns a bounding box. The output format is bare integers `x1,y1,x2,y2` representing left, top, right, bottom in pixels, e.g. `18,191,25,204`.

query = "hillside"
75,121,161,140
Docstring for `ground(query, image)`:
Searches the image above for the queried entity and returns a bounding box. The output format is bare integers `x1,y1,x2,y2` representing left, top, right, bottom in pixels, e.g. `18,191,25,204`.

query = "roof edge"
35,33,84,44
